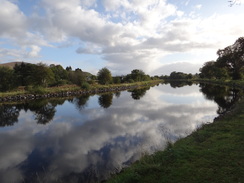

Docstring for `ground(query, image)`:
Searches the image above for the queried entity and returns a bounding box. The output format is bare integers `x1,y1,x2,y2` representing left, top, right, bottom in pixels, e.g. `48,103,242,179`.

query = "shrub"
81,82,90,90
27,86,46,94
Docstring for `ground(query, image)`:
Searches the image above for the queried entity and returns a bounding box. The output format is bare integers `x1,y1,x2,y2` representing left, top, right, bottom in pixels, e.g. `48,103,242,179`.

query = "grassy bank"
193,79,244,89
107,90,244,183
0,80,162,99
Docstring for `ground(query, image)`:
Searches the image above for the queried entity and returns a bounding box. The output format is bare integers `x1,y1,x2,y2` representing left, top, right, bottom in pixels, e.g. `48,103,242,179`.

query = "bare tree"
228,0,241,7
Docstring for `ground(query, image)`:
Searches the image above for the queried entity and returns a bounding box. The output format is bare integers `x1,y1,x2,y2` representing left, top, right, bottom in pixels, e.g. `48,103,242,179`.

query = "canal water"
0,82,239,183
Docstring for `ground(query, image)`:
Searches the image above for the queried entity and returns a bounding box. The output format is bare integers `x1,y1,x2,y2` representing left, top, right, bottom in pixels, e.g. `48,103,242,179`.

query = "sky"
0,0,244,75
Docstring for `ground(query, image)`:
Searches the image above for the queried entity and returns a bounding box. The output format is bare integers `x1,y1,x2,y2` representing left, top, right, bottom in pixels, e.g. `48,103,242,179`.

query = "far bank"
0,80,162,102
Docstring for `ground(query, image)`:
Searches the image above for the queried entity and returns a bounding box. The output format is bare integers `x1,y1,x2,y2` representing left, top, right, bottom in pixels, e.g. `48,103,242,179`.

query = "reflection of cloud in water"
0,84,218,182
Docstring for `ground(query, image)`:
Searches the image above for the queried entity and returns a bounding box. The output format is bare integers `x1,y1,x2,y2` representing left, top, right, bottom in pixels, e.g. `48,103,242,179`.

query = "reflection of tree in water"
168,81,193,88
129,87,150,100
0,98,68,127
23,98,65,125
72,95,90,111
0,105,20,127
199,83,241,114
35,103,56,124
27,100,56,124
98,93,113,108
114,91,121,98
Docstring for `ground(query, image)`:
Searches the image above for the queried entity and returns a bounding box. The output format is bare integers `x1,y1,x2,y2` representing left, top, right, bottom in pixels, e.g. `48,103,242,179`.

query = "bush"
81,82,90,90
27,86,46,94
128,79,134,83
88,80,96,85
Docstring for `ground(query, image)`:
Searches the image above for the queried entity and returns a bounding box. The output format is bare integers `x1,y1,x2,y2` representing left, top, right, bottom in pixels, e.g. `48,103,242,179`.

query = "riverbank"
0,80,162,102
107,81,244,183
193,79,244,89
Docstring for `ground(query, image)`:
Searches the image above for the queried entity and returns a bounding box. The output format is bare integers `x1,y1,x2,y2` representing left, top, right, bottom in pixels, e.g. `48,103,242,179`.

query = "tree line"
0,62,156,92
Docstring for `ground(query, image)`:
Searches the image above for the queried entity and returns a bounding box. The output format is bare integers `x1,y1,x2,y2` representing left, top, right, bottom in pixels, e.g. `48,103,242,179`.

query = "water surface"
0,83,239,182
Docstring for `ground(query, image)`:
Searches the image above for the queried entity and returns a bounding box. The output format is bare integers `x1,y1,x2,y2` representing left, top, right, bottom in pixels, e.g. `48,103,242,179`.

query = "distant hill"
0,62,26,69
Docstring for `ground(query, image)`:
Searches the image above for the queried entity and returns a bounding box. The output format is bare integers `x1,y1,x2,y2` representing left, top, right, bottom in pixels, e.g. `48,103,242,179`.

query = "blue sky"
0,0,243,75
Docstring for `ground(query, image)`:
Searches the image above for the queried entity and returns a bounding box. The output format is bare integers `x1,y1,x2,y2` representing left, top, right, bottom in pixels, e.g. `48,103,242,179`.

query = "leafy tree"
216,37,244,80
32,63,55,87
68,69,87,86
124,69,150,82
131,69,145,82
113,76,121,84
50,64,68,85
0,66,16,92
131,69,150,82
199,61,217,79
97,67,112,85
14,62,36,86
169,71,193,80
66,66,72,71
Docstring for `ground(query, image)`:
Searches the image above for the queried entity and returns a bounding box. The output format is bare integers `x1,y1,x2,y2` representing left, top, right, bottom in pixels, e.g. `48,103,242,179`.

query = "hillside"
0,62,25,69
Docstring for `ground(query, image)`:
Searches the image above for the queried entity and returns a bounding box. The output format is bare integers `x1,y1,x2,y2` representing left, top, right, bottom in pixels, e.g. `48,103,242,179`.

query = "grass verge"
107,97,244,183
0,80,162,99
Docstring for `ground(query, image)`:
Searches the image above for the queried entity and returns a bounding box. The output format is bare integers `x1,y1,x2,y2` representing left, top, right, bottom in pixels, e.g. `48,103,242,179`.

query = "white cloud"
0,0,50,61
195,4,202,9
0,0,244,74
0,0,27,37
154,62,202,75
26,45,41,58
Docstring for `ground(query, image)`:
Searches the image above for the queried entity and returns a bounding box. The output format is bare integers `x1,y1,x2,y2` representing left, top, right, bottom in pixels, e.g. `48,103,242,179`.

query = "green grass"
0,90,25,97
107,97,244,183
0,80,162,99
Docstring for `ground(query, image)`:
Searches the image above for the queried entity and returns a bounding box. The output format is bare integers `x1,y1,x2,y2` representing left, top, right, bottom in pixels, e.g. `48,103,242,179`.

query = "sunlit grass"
0,80,162,98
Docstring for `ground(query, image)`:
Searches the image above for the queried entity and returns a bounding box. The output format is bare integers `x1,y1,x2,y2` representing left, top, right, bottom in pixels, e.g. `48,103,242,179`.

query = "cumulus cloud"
26,45,41,58
0,0,244,74
154,62,202,75
0,0,49,61
0,0,27,37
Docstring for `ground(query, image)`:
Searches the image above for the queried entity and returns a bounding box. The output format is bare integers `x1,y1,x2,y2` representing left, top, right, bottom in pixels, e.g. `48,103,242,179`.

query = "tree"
124,69,150,83
169,71,192,80
199,60,231,80
14,62,36,86
229,0,241,6
32,63,55,87
97,67,112,85
113,76,121,84
0,66,16,92
131,69,150,82
68,69,87,86
199,61,217,79
66,66,72,71
216,37,244,80
50,64,68,85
